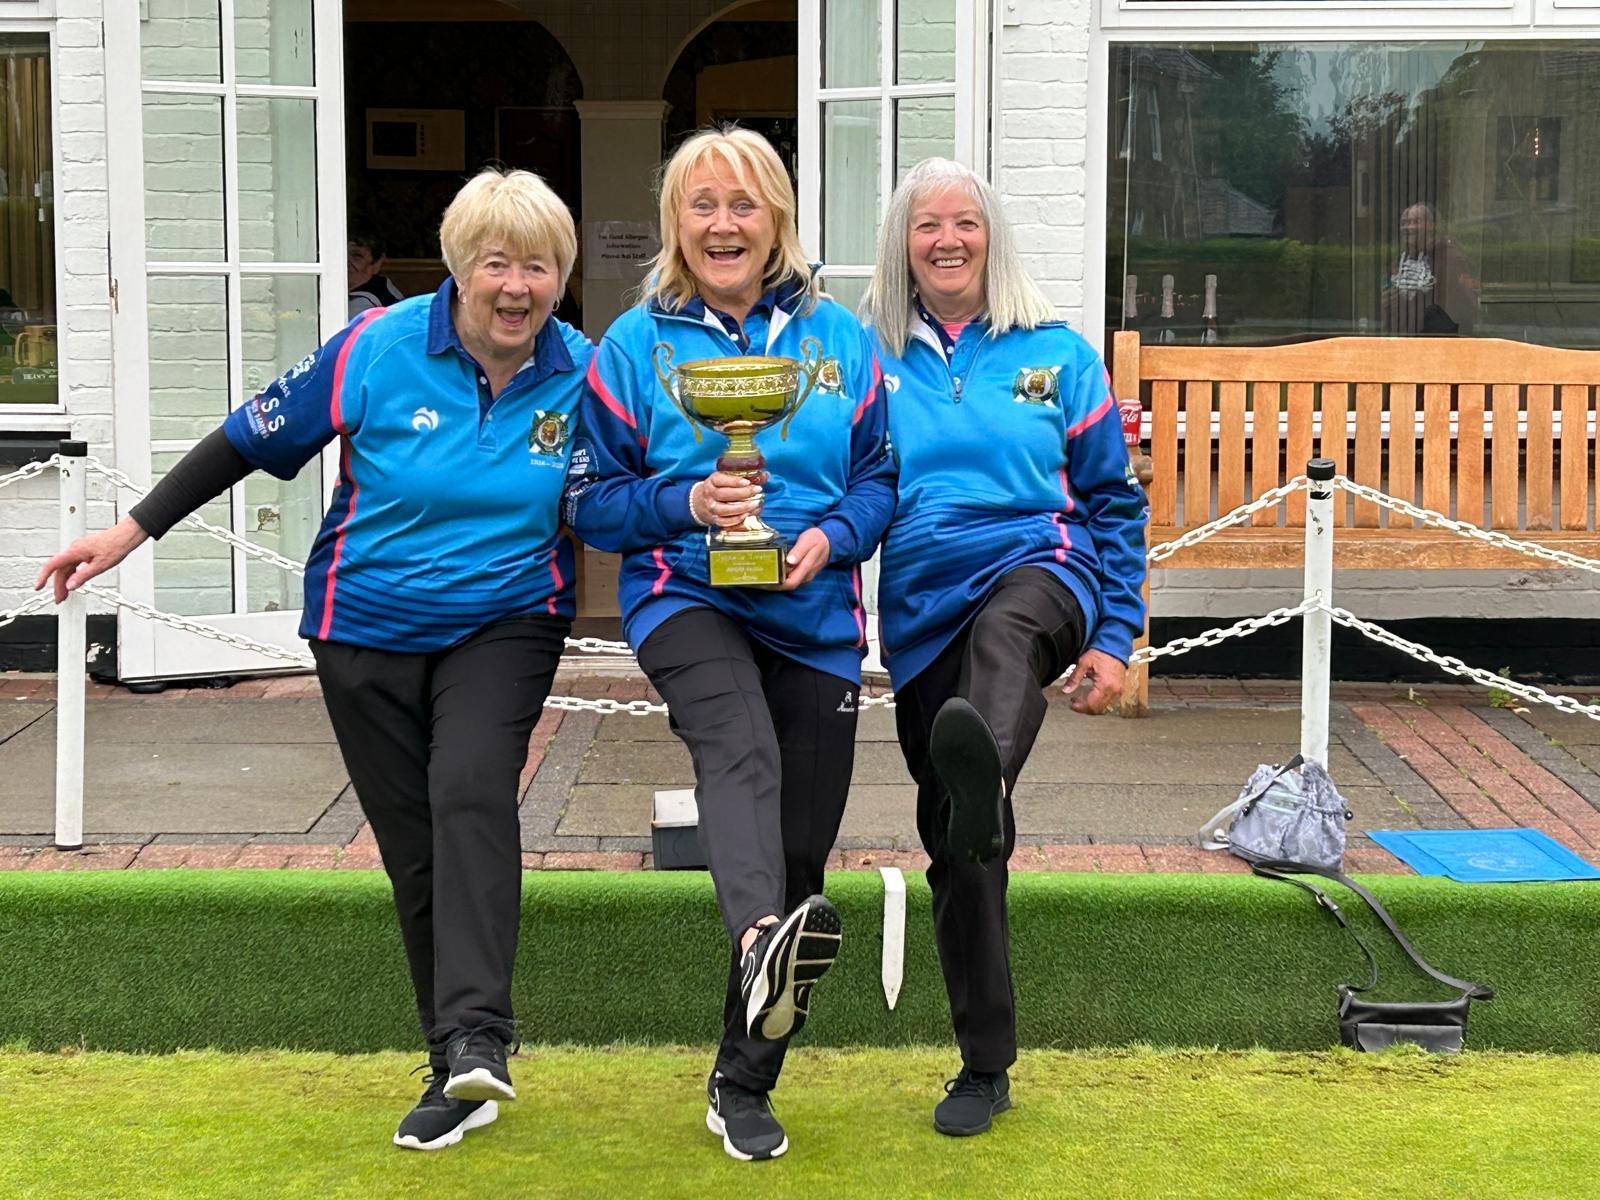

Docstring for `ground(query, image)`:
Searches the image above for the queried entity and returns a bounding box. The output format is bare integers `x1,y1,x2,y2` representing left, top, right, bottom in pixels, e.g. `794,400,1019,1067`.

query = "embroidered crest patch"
816,357,845,394
1012,366,1060,406
530,411,570,456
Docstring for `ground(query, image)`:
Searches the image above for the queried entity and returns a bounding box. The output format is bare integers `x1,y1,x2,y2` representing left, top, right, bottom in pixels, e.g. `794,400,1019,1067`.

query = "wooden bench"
1112,332,1600,715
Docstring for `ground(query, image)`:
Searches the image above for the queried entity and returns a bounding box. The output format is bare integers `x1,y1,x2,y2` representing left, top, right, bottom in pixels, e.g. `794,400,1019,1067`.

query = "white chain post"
1301,458,1336,769
54,441,88,851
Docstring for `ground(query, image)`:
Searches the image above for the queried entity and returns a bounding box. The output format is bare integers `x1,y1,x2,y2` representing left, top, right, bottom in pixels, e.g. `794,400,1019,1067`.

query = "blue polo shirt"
222,280,592,651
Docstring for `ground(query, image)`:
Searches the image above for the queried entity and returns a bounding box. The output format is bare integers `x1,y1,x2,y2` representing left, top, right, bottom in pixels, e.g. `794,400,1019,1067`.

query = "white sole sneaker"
444,1067,516,1103
393,1100,499,1151
705,1103,789,1161
745,895,842,1042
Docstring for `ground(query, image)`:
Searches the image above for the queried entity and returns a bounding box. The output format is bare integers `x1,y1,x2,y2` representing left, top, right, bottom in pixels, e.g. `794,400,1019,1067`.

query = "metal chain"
84,457,308,577
0,592,52,631
1321,602,1600,723
1147,477,1309,564
542,695,670,715
0,455,59,492
1130,597,1319,665
1333,475,1600,577
562,636,636,656
80,584,318,668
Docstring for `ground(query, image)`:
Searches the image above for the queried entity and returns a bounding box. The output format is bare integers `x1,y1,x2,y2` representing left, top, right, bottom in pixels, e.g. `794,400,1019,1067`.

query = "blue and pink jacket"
222,280,592,650
564,282,895,683
872,312,1148,689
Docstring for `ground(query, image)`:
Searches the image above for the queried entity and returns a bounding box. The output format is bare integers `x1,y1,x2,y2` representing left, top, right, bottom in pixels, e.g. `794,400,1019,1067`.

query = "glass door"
106,0,345,681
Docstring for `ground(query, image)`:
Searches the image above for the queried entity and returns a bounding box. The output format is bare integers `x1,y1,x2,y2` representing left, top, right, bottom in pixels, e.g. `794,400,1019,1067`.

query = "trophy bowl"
652,336,824,587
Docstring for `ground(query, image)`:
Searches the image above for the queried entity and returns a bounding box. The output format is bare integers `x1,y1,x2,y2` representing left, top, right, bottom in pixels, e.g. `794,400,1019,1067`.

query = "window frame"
1101,0,1533,34
1083,22,1600,355
798,0,991,295
0,17,66,429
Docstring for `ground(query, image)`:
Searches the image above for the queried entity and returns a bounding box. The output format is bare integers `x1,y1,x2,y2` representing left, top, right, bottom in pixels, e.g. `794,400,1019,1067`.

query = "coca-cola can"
1118,396,1143,447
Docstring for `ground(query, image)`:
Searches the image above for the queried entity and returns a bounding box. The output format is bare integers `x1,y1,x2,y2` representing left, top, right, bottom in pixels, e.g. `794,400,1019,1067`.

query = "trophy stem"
714,420,778,547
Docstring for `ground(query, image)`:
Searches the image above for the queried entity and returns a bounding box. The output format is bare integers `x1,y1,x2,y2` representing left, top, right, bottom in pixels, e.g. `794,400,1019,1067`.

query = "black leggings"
312,615,568,1063
894,567,1084,1072
638,605,859,1092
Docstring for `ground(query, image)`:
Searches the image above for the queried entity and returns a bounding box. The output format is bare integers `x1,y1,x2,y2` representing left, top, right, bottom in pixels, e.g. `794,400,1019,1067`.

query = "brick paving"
4,670,1599,877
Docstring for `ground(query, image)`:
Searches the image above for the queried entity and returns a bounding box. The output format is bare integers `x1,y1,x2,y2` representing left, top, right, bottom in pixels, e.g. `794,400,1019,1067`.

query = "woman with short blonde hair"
40,165,592,1153
566,126,894,1162
866,157,1147,1136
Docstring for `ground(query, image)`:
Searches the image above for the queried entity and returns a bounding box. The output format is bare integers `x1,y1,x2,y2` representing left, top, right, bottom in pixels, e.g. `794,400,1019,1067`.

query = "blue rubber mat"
1368,828,1600,883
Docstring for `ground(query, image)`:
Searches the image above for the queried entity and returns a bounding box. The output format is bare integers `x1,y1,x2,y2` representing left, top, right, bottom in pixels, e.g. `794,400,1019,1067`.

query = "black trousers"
312,615,569,1064
894,567,1085,1073
637,606,858,1092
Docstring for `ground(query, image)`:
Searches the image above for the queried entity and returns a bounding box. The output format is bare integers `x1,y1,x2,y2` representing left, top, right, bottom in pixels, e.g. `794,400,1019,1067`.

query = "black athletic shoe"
443,1028,516,1102
705,1071,788,1161
930,697,1005,863
933,1067,1012,1136
393,1070,498,1151
741,894,842,1042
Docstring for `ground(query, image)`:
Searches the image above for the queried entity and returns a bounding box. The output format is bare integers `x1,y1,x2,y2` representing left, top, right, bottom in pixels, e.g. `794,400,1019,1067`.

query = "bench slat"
1527,384,1554,531
1458,385,1486,530
1321,383,1350,526
1218,381,1247,515
1286,383,1314,526
1560,384,1590,531
1390,383,1418,527
1353,383,1382,527
1148,526,1600,571
1423,383,1453,517
1140,337,1600,385
1183,380,1212,527
1150,380,1178,526
1491,384,1520,530
1252,381,1281,527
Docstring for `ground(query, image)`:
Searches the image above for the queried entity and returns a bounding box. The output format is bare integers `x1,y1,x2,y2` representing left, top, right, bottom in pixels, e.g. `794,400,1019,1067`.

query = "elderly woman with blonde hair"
565,126,895,1161
865,157,1147,1136
38,168,591,1152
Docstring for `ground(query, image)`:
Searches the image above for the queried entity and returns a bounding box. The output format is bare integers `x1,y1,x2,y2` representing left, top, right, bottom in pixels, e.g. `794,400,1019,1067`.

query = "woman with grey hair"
865,157,1147,1136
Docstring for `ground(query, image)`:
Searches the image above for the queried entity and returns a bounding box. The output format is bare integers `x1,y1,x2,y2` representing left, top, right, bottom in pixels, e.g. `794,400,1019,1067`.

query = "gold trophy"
652,336,824,587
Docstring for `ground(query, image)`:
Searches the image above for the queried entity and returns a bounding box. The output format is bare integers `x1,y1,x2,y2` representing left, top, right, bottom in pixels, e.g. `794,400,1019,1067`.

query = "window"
1106,40,1600,349
0,33,55,408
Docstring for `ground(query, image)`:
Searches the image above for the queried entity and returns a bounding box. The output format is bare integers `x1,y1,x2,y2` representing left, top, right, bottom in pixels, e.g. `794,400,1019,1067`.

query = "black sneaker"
930,698,1005,863
393,1069,498,1151
705,1071,787,1161
741,894,842,1042
933,1067,1012,1136
443,1028,516,1102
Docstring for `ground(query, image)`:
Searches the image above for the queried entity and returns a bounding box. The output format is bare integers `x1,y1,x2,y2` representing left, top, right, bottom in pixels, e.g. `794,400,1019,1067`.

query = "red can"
1117,396,1144,447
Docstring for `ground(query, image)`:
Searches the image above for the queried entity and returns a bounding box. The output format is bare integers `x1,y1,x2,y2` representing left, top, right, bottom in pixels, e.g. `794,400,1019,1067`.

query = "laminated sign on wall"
585,221,660,280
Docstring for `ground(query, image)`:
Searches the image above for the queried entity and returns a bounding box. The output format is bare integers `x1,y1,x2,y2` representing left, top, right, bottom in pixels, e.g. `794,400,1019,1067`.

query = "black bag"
1251,859,1495,1053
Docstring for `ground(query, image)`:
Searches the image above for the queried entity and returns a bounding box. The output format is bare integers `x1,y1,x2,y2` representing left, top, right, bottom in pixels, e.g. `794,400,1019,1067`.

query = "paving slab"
1016,740,1373,787
1044,708,1307,745
595,713,676,742
0,701,50,742
575,738,693,786
838,783,920,839
556,784,654,837
67,700,337,744
1518,709,1600,746
0,717,345,835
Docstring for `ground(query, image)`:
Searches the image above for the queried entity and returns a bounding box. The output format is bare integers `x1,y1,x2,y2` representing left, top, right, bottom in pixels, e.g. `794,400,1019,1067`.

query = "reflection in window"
1107,41,1600,352
0,35,55,407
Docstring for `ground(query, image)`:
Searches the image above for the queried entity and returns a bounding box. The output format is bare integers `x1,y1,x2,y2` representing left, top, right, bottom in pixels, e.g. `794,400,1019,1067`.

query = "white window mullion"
798,0,821,254
878,0,895,216
220,0,249,614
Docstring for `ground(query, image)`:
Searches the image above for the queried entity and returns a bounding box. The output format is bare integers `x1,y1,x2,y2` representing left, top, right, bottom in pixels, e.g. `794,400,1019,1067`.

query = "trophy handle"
651,342,702,444
780,336,825,441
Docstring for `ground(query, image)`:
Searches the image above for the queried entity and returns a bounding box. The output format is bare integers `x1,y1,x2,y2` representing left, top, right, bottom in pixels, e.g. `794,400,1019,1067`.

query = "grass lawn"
2,1046,1595,1200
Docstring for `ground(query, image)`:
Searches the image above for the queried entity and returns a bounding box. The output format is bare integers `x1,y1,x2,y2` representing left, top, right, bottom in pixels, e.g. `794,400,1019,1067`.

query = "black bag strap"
1251,859,1495,1001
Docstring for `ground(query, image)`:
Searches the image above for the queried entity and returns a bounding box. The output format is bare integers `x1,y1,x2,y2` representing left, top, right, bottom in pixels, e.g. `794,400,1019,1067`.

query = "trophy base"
707,541,787,588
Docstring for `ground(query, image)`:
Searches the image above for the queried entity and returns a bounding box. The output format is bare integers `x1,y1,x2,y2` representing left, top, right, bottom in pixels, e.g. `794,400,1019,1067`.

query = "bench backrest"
1114,333,1600,549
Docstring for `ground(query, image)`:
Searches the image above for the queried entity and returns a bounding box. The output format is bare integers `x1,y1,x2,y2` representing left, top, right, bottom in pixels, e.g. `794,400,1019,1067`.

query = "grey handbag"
1197,754,1353,870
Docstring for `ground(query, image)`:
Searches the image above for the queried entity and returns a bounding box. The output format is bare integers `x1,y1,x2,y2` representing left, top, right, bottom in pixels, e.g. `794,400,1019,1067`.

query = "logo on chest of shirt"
530,410,571,459
1013,367,1060,407
411,407,440,432
815,357,845,395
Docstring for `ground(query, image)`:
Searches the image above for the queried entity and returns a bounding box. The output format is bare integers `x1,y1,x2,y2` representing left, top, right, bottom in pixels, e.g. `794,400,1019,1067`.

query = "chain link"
1333,476,1600,577
1147,477,1309,564
542,695,670,715
1129,597,1319,665
0,455,59,492
1321,602,1600,723
84,457,308,577
562,636,636,656
0,592,52,631
80,584,318,668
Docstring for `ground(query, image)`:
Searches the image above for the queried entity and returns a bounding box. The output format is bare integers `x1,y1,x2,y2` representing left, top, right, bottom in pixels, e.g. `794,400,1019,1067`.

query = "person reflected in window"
1382,203,1479,335
348,228,407,319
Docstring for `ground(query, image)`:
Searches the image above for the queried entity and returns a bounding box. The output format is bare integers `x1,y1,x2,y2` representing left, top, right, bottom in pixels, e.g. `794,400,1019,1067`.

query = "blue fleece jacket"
564,282,895,683
873,312,1148,689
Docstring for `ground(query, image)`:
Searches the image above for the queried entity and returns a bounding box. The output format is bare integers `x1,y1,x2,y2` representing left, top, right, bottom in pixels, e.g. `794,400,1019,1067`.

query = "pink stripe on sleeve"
650,546,672,596
587,359,638,430
317,310,385,639
1066,396,1114,440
